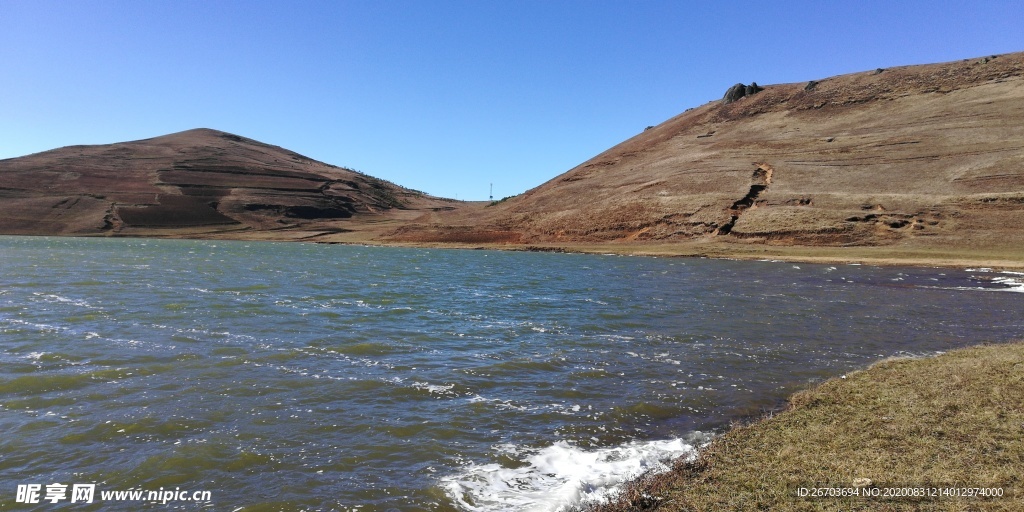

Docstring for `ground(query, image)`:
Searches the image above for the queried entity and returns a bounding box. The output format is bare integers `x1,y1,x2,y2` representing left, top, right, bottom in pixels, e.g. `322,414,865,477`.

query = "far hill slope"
0,128,456,239
387,52,1024,257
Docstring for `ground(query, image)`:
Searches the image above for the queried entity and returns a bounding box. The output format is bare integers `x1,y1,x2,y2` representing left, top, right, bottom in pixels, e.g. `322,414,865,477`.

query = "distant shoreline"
4,232,1024,272
321,237,1024,272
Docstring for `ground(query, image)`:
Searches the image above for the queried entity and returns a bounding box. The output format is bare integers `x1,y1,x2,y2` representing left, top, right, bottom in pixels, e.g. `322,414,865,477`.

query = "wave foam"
991,275,1024,292
442,436,702,511
965,269,1024,293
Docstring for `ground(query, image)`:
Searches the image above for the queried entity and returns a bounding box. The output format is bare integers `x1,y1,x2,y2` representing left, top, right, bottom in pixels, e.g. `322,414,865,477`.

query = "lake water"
1,236,1022,511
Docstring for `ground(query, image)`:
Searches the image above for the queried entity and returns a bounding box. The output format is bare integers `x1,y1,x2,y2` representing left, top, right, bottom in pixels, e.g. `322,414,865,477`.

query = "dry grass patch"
589,342,1024,511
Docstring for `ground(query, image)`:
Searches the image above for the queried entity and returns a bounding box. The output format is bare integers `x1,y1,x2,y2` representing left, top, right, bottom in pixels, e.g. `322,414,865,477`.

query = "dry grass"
587,342,1024,511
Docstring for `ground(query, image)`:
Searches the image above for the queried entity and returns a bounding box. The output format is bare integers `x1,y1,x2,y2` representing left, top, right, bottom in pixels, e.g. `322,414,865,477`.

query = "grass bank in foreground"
590,342,1024,511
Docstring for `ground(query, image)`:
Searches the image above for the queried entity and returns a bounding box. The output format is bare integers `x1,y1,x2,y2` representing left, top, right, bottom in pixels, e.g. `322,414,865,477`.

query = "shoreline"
588,341,1024,511
315,241,1024,273
185,232,1024,272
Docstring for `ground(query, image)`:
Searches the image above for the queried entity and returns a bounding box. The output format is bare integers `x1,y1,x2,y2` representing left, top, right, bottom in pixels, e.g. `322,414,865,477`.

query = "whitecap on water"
991,275,1024,292
442,436,705,511
962,269,1024,293
32,293,93,308
6,319,66,333
411,381,457,396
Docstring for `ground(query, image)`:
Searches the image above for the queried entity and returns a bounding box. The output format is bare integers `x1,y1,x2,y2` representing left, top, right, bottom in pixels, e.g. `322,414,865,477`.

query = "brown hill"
0,128,455,239
384,52,1024,264
4,53,1023,267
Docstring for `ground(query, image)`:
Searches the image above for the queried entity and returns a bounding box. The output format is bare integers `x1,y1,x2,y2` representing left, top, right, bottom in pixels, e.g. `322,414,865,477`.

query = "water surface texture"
1,237,1021,510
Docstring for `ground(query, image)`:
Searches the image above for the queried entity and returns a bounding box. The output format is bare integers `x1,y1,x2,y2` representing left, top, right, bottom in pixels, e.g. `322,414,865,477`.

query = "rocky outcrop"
722,82,764,103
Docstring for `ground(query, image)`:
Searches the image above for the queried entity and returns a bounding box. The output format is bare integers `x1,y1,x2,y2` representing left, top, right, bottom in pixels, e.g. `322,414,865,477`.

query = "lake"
1,236,1021,510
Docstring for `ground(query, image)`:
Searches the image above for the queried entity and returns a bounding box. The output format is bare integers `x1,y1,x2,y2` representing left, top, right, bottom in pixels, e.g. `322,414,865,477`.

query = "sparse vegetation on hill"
487,194,518,207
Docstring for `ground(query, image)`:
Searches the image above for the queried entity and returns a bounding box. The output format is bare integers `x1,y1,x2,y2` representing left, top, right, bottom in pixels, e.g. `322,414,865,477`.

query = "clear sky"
1,1,1021,200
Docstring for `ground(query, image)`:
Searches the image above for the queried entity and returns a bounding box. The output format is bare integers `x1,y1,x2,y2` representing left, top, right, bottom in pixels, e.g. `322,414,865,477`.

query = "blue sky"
1,1,1021,200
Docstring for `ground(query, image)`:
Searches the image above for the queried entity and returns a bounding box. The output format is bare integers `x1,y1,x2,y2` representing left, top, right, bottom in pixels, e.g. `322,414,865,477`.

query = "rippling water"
1,236,1021,510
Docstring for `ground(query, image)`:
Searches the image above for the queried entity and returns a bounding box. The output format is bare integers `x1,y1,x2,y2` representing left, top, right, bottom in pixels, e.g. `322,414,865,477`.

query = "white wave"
5,319,66,332
412,381,457,396
990,276,1024,293
442,436,703,512
964,270,1024,293
467,395,532,412
32,293,92,308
